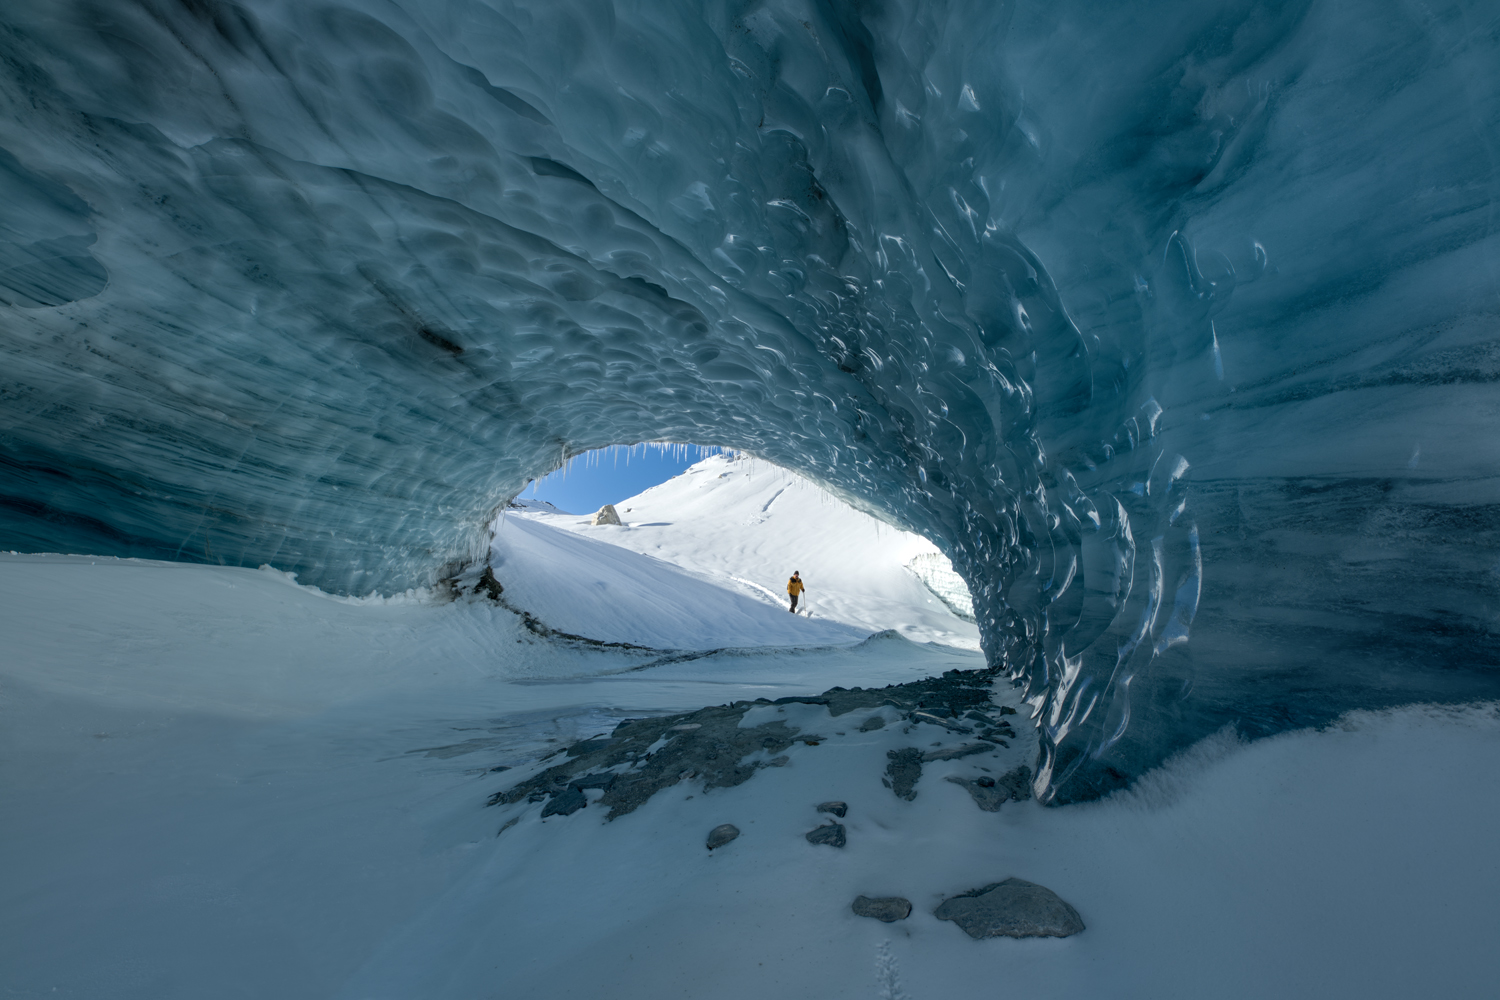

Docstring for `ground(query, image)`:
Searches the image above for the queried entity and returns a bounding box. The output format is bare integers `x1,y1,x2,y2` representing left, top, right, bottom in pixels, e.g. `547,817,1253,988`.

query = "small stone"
934,878,1085,938
706,824,740,850
816,800,848,818
851,895,912,922
805,822,846,848
858,715,886,732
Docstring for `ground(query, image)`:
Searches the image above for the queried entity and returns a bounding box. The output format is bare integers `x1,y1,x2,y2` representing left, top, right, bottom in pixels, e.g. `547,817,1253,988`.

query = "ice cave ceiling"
2,0,1499,800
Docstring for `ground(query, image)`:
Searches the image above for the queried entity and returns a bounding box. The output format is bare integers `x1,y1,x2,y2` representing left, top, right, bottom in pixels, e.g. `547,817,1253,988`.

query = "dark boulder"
934,878,1084,938
540,785,587,817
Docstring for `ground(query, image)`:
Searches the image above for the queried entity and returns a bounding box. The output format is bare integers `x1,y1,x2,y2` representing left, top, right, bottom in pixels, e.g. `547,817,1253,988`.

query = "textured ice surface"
1,1,1498,798
906,552,976,623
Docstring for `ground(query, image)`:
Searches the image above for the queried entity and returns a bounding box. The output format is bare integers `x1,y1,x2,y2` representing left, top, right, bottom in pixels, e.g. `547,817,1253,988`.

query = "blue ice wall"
2,0,1497,800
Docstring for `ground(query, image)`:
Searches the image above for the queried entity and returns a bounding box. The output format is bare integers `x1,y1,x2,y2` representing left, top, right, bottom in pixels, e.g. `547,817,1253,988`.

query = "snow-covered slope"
491,454,980,650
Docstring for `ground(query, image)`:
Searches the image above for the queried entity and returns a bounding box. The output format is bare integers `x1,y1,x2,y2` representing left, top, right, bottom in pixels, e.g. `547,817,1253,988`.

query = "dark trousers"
789,593,799,612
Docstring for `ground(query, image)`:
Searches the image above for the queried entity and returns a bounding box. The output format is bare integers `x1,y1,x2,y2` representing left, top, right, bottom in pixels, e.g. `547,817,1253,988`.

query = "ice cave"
3,1,1499,997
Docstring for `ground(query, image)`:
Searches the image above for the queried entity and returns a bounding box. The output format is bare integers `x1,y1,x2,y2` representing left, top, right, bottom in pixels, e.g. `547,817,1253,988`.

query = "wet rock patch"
816,800,847,817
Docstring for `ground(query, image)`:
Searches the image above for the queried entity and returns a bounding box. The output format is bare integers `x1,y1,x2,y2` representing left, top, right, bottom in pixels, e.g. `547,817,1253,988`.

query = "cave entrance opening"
521,443,734,518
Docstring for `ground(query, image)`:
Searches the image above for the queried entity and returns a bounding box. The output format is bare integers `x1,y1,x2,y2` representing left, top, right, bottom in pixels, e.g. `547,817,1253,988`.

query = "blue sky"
524,444,729,515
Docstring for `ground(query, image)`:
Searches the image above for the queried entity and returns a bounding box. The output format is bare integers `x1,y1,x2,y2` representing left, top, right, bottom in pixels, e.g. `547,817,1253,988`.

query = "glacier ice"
1,0,1498,800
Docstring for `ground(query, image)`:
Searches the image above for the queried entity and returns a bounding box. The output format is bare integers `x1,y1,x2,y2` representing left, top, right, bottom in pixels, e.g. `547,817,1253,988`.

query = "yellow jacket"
787,577,804,596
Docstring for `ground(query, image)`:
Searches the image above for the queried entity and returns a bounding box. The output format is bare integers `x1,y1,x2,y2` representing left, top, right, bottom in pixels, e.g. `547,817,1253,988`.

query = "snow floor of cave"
3,552,1499,998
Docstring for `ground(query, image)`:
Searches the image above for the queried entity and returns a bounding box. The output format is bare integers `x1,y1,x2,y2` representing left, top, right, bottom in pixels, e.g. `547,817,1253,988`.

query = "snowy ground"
4,474,1500,999
491,453,980,650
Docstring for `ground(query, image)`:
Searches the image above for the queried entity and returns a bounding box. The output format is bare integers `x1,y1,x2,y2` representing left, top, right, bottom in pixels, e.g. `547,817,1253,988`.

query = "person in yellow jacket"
787,571,805,613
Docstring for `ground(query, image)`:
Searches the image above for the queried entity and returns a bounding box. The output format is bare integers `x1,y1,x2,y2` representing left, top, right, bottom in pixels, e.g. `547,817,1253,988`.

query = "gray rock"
706,824,740,850
851,895,912,922
817,800,848,817
805,822,847,847
883,747,923,800
934,878,1084,938
590,504,622,525
541,785,586,817
858,715,886,731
